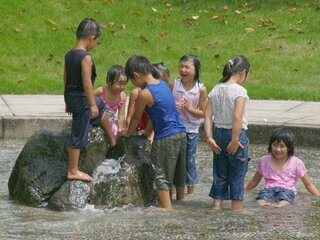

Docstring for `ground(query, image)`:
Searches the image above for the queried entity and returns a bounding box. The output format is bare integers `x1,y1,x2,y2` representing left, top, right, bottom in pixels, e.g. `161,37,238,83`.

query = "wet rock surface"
8,128,155,210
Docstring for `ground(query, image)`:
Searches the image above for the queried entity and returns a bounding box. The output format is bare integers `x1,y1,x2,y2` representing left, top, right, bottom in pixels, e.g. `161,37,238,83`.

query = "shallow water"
1,139,320,240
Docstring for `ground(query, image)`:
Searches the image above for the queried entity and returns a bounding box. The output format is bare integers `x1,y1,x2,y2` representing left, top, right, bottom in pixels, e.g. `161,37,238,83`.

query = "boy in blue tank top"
124,55,187,211
64,18,116,182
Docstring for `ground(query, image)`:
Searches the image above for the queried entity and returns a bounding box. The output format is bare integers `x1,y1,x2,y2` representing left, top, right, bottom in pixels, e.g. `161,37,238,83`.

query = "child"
245,127,320,207
170,54,207,195
64,18,116,181
126,62,170,141
94,65,128,136
124,55,186,210
204,55,250,211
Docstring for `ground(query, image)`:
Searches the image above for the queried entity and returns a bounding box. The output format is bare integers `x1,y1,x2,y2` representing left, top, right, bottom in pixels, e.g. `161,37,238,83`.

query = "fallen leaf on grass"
245,27,254,32
216,65,224,69
133,10,142,14
52,28,59,31
222,6,229,10
152,7,158,13
158,32,168,38
287,8,303,13
211,16,219,19
46,19,57,25
14,27,21,32
140,35,149,42
120,24,126,30
19,9,26,14
191,46,201,50
192,16,199,20
235,10,241,14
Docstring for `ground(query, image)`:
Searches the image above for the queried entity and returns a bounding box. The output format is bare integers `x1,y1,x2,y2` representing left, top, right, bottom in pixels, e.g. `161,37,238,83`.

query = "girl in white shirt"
204,55,250,211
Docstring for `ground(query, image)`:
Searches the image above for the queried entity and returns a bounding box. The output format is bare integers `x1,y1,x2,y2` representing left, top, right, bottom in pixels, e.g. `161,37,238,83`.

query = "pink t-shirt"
257,155,307,195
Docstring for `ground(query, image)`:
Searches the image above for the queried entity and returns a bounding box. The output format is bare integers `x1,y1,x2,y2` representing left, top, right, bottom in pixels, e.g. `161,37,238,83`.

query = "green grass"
0,0,320,101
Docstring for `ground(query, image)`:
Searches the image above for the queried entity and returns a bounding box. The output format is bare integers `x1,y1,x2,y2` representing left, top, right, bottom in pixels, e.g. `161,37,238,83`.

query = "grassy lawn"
0,0,319,101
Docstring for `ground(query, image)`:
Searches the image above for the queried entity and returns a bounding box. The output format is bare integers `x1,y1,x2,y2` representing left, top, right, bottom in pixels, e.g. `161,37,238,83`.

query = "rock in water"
8,127,108,206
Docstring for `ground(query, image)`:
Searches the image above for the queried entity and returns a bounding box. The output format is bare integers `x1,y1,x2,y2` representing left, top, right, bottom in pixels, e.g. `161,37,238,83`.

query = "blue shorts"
209,128,249,201
67,96,105,148
256,187,295,203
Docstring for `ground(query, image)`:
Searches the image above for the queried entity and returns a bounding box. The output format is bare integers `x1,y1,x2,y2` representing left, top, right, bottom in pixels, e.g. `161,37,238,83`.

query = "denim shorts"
209,128,249,201
256,187,295,203
67,96,105,148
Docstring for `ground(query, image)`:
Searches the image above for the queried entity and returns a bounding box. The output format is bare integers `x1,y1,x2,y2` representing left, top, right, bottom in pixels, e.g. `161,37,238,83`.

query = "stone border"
1,117,320,148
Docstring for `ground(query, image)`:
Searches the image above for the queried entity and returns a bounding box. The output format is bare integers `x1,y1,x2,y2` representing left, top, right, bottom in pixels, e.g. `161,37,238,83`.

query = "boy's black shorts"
67,96,105,148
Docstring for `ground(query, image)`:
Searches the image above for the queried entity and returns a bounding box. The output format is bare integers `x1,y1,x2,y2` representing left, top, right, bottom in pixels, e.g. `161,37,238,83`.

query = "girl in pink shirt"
245,127,320,207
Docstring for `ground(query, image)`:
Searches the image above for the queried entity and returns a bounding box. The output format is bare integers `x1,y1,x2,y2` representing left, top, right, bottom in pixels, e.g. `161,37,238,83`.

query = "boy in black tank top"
64,18,116,181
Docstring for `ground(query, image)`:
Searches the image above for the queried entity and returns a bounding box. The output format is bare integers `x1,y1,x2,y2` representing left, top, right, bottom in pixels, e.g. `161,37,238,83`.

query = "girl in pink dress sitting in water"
94,65,128,135
245,127,320,207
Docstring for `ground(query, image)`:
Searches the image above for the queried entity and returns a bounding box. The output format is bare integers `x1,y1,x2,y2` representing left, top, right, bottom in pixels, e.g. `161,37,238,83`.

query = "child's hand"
207,138,221,154
182,96,190,110
227,140,244,155
90,105,99,118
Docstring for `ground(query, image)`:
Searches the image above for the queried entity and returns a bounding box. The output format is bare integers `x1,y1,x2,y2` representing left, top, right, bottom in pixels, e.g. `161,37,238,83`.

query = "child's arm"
245,171,263,192
204,99,221,154
227,96,246,155
183,85,208,118
125,89,153,137
126,88,139,128
82,55,98,118
301,173,320,196
118,92,127,135
93,86,103,98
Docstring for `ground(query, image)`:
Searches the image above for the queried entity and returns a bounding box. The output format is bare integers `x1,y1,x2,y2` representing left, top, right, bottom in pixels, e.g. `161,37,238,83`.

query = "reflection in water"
1,139,320,239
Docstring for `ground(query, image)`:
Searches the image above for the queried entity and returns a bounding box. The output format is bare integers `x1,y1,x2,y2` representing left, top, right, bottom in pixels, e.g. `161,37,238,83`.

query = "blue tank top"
146,80,185,139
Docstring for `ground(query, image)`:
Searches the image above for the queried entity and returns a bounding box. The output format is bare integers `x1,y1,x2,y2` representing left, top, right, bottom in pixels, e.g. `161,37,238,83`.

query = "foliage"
0,0,319,100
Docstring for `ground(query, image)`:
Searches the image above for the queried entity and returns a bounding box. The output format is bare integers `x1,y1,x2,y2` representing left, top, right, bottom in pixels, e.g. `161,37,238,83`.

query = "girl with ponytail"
204,55,250,211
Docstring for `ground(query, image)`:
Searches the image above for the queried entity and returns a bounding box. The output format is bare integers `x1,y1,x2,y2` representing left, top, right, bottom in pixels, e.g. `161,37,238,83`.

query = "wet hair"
180,54,201,83
268,127,295,157
125,55,154,80
76,18,101,40
106,65,127,86
220,55,250,83
152,62,170,81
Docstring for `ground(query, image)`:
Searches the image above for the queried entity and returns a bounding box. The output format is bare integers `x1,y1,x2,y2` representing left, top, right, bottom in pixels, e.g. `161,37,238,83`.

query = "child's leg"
67,147,93,181
232,200,243,211
257,199,273,207
156,190,173,209
175,185,185,201
100,113,116,146
186,133,199,195
212,198,223,210
274,200,290,207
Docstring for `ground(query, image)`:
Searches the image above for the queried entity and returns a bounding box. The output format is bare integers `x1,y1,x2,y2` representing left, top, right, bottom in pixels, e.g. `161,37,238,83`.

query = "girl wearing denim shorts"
245,127,320,207
204,55,250,211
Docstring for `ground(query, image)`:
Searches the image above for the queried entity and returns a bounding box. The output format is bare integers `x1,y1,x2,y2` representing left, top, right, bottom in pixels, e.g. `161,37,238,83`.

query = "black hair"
125,55,154,80
268,127,295,157
76,18,101,40
180,54,201,83
152,62,170,80
220,55,250,83
106,65,127,86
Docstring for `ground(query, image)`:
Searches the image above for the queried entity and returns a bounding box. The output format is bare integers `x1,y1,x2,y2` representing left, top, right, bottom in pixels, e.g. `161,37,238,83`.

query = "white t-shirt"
208,83,249,130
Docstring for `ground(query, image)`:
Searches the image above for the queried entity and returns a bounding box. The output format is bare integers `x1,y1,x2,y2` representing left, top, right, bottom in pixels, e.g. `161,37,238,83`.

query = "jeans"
209,128,249,200
256,187,295,203
186,132,199,185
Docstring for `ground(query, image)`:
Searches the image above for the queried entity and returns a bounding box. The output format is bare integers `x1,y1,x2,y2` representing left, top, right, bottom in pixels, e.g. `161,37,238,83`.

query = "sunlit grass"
0,0,319,100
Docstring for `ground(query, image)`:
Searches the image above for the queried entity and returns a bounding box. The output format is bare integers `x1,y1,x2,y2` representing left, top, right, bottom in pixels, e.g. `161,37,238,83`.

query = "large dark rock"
8,128,156,210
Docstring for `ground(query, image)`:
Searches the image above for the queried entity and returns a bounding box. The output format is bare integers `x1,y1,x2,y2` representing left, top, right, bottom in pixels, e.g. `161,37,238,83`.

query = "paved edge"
1,116,320,148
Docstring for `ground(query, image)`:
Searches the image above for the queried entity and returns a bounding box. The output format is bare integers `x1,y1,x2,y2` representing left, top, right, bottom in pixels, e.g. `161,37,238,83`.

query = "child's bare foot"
187,185,194,196
67,170,93,181
150,206,176,212
212,206,222,211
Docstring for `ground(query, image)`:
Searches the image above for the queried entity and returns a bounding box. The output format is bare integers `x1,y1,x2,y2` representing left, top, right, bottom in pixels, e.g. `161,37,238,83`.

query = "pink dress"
101,86,123,135
257,154,307,194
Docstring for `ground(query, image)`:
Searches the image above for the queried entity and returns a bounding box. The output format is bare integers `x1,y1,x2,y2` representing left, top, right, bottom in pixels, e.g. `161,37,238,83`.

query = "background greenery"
0,0,319,101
